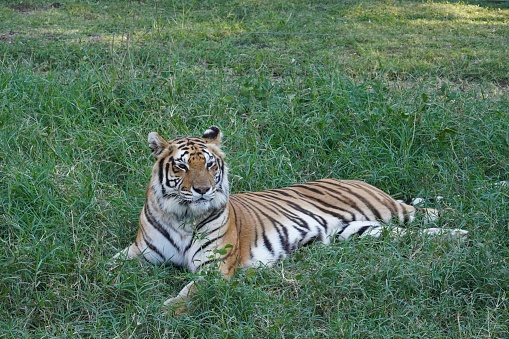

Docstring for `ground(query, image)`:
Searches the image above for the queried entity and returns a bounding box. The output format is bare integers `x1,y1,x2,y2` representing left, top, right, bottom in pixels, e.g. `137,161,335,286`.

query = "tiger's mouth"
193,198,210,204
180,196,213,206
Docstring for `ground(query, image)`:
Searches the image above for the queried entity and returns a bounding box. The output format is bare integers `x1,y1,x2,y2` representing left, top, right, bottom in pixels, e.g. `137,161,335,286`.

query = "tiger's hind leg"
397,196,441,223
110,244,198,314
402,198,469,239
361,224,469,240
335,199,443,240
336,220,410,240
337,220,386,240
163,275,210,315
420,227,469,239
419,207,440,224
163,280,199,315
338,218,468,241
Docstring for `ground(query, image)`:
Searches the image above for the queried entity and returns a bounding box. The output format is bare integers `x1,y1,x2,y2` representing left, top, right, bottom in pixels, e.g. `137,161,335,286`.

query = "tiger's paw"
108,244,143,273
163,295,191,315
111,247,130,261
111,243,142,262
163,280,198,315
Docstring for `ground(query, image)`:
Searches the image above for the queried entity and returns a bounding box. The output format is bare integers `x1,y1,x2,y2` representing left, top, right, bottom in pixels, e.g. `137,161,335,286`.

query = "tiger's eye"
176,163,188,171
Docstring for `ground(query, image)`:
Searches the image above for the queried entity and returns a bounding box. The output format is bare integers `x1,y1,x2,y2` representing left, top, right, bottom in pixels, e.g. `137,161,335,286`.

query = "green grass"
1,0,508,337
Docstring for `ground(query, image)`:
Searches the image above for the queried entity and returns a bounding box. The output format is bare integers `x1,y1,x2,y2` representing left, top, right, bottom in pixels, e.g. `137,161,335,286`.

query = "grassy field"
1,0,508,337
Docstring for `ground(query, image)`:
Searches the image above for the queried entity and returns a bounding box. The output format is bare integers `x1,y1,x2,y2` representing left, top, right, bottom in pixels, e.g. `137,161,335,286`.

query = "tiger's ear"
148,132,169,157
201,126,222,146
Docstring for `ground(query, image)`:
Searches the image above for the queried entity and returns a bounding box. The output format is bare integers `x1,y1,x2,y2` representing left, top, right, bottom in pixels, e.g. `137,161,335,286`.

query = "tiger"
114,126,468,311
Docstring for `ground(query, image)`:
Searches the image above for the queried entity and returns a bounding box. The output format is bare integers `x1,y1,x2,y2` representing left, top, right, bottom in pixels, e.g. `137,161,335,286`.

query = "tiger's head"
147,126,229,217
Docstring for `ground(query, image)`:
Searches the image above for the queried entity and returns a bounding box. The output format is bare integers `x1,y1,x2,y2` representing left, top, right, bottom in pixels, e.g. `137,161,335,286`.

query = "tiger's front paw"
108,244,143,273
111,247,129,261
111,243,142,261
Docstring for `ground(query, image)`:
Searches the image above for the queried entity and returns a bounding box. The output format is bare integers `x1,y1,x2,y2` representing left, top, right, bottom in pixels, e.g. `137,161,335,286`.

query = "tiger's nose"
193,186,210,195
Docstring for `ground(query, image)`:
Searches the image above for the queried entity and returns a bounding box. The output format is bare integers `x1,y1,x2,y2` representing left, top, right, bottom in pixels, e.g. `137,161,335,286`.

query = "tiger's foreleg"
163,259,237,314
407,206,469,239
110,243,197,314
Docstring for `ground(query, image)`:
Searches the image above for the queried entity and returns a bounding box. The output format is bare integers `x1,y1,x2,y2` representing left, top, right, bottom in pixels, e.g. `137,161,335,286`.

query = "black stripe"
236,192,329,256
347,181,399,218
250,193,315,237
258,191,331,232
196,208,226,233
282,186,357,221
194,257,218,271
188,210,228,259
157,158,167,197
232,197,275,255
165,163,171,187
341,185,383,220
190,230,228,263
158,158,165,185
262,231,274,253
144,204,180,251
280,225,290,252
140,228,166,261
242,199,288,253
321,184,375,220
356,225,372,236
289,183,326,194
284,213,311,237
347,181,399,216
133,241,153,263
